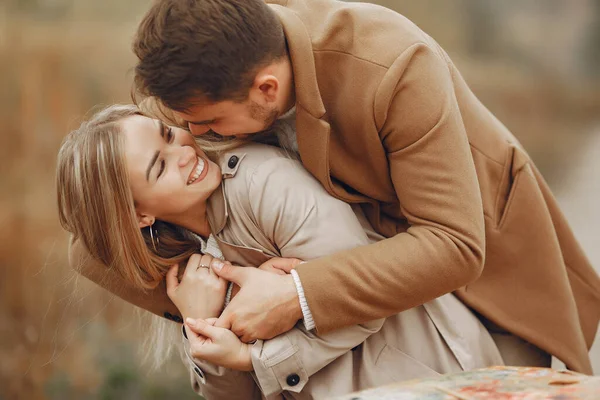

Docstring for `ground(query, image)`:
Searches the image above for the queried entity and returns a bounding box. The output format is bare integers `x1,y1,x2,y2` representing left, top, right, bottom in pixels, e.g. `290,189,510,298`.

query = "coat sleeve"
68,236,181,320
70,239,263,399
180,328,263,400
296,43,486,333
244,157,385,396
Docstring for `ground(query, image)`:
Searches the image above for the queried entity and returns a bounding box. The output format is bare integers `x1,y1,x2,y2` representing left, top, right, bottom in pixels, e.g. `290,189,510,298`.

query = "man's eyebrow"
145,121,166,182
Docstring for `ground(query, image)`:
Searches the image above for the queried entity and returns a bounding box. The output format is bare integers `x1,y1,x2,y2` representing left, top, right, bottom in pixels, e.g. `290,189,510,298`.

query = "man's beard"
248,100,279,130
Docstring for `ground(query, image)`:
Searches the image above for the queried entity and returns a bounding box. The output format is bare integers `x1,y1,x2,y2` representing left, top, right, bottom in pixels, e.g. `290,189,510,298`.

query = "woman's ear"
137,213,155,229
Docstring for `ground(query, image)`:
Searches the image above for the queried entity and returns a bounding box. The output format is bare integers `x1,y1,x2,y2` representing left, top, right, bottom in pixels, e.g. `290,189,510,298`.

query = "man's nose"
188,122,210,136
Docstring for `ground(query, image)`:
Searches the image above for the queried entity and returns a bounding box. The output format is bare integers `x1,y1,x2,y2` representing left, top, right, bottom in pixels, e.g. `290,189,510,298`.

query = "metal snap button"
228,155,239,169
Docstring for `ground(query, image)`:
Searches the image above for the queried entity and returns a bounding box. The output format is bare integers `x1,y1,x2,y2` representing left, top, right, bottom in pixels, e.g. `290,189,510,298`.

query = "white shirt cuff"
290,269,315,331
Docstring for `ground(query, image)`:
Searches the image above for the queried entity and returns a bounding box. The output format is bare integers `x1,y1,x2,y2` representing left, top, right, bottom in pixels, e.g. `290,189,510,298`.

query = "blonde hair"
57,104,208,368
57,104,200,290
57,102,280,367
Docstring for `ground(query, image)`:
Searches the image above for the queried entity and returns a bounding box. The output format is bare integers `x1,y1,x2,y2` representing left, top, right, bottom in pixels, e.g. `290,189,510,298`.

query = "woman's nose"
178,146,197,167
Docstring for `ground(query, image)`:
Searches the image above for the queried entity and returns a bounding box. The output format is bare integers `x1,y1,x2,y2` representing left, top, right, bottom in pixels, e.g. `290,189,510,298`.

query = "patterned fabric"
332,367,600,400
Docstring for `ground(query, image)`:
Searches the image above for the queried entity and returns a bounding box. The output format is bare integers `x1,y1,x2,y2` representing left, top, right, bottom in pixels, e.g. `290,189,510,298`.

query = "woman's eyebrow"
145,121,167,182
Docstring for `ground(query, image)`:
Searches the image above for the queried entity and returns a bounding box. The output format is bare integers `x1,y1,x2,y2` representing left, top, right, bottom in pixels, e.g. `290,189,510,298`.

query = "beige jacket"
183,143,502,399
259,0,599,374
70,143,502,399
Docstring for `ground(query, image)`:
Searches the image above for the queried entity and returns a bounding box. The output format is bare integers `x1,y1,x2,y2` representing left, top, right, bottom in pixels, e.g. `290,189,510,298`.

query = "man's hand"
210,260,303,343
257,257,303,275
185,317,253,371
166,254,227,321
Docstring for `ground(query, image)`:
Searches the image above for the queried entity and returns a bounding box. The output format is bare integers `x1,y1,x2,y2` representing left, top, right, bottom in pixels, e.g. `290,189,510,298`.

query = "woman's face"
121,114,222,227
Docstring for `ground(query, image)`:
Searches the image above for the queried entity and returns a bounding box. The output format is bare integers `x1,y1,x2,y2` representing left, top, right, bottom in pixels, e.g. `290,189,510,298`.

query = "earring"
149,225,159,252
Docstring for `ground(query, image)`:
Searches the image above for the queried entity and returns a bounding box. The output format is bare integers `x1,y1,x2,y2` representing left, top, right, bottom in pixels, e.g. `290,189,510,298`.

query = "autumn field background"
1,0,599,399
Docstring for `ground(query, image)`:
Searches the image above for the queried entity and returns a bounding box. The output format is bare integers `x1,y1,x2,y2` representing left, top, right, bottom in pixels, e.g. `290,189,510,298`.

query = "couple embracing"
57,0,600,399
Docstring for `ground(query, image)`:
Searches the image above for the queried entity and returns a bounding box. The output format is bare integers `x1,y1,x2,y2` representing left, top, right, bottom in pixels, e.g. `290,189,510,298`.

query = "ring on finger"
197,262,210,270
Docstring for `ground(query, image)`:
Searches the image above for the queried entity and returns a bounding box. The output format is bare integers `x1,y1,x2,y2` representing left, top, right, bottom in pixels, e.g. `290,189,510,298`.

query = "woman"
57,105,503,399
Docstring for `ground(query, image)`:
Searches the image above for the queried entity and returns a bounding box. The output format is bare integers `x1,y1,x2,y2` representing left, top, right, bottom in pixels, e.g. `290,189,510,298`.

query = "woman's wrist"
236,343,254,371
180,290,227,321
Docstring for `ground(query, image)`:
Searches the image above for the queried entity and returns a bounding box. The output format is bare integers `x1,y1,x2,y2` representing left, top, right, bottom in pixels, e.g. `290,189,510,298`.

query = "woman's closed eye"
157,128,175,179
158,160,166,178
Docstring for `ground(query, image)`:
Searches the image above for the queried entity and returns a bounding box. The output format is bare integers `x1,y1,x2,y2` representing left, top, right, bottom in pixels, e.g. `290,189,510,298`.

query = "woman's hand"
185,317,253,371
166,253,228,321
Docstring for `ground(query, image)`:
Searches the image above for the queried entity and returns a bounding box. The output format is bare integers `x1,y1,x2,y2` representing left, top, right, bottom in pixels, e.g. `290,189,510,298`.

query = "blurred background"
1,0,599,398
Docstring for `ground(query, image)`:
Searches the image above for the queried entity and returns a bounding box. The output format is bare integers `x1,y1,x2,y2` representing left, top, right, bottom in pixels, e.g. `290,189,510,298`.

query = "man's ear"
137,213,155,229
252,73,279,104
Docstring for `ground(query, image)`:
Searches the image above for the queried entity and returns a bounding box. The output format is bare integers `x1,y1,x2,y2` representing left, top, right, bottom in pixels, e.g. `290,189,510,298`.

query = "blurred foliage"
0,1,599,399
43,332,199,400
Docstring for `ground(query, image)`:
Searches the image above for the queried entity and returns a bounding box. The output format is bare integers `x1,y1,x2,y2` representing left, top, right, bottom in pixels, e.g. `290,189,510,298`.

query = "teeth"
188,157,205,184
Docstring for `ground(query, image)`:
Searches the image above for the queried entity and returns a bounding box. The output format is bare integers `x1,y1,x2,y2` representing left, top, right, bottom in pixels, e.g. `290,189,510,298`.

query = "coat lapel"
271,5,372,204
206,152,248,235
270,5,334,194
205,151,274,268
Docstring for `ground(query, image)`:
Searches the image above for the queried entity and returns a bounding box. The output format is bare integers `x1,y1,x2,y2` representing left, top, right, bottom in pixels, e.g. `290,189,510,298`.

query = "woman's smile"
187,155,209,185
121,114,222,227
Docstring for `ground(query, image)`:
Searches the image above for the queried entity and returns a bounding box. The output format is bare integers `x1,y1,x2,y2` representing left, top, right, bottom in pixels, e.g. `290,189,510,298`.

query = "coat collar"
269,4,325,120
269,4,369,204
206,151,247,235
269,4,338,198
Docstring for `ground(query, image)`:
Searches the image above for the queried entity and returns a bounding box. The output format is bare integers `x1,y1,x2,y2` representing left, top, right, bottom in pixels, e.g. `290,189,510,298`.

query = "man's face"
174,97,280,137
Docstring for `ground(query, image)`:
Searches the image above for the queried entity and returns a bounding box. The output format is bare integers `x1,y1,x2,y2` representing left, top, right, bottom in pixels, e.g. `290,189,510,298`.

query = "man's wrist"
290,269,315,330
285,274,304,322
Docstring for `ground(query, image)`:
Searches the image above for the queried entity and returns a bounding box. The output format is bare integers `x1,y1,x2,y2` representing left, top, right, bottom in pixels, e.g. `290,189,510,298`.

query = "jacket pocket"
495,145,530,229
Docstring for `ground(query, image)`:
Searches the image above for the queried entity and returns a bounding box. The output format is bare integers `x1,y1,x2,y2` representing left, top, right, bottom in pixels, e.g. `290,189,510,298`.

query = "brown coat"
265,0,600,374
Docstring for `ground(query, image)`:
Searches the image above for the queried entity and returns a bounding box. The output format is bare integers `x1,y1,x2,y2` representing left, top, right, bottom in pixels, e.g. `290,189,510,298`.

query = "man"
73,0,599,376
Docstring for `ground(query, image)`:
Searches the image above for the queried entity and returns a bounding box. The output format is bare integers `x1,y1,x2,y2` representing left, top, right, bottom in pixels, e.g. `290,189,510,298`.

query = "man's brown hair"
133,0,287,111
